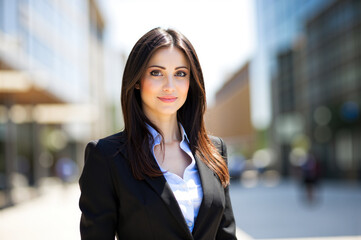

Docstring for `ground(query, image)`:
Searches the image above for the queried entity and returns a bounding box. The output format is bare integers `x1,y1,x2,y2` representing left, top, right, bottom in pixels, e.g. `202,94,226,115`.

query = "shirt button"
187,222,193,227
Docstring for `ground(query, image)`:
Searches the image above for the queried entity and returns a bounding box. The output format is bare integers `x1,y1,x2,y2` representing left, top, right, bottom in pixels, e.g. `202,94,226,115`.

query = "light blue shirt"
147,123,203,233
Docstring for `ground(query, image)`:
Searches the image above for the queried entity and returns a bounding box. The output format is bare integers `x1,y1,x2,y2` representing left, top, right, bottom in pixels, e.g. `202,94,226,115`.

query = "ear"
135,83,140,89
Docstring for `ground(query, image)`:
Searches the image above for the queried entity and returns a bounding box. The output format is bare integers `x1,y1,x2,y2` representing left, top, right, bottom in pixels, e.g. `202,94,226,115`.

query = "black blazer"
79,131,237,240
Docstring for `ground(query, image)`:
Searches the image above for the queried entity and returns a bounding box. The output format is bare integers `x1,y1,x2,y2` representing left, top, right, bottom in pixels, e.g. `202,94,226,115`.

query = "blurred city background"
0,0,360,239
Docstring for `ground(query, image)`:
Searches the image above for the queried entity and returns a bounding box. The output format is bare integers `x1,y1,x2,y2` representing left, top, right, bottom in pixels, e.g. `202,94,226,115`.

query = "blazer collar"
143,160,194,239
192,152,217,234
143,151,219,237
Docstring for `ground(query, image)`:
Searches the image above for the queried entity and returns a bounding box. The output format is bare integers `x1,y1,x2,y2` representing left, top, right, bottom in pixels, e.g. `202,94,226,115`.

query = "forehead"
147,46,189,67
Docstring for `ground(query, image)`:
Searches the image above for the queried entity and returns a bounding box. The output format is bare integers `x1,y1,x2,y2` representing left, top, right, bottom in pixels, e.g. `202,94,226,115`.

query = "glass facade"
0,0,116,208
19,0,89,102
255,0,333,81
255,0,361,179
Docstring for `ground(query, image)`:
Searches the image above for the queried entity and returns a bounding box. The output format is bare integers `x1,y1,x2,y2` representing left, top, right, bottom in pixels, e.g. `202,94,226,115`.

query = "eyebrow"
148,65,189,70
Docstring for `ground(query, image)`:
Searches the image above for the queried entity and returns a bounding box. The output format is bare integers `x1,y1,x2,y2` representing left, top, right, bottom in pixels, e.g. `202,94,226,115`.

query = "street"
230,179,361,239
0,178,360,240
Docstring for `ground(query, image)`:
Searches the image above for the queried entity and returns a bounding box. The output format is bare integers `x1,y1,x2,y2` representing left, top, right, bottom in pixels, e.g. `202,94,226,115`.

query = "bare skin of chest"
154,141,191,178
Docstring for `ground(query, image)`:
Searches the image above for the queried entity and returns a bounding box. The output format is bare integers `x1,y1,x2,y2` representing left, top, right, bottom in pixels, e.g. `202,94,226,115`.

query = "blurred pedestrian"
301,151,321,204
55,157,78,184
79,28,237,239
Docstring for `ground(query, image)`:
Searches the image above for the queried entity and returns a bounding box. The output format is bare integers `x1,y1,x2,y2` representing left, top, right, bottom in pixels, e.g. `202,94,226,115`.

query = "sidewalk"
0,180,81,240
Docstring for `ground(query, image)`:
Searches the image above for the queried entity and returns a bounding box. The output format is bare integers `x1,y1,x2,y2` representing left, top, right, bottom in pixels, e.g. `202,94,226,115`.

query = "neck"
148,114,181,143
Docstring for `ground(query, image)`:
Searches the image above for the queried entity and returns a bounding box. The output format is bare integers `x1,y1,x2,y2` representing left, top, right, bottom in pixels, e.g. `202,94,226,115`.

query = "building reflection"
0,0,123,208
256,0,361,180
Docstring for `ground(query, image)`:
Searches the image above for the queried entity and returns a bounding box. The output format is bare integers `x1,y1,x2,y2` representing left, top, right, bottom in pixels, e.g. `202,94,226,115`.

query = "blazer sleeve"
216,137,237,240
79,141,118,240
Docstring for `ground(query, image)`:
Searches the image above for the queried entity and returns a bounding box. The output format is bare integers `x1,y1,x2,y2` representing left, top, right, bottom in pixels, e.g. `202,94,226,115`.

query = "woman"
79,27,237,240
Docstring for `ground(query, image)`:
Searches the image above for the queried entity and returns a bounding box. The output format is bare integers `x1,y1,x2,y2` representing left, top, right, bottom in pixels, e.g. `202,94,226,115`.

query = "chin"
157,108,180,116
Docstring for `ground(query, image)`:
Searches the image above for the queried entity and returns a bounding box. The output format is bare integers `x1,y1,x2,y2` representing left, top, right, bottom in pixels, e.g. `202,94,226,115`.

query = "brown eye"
175,71,187,77
150,70,162,76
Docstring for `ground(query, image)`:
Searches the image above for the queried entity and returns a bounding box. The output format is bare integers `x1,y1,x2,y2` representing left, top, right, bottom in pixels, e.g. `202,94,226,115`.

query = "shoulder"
208,135,226,150
208,135,224,147
85,131,127,158
208,135,227,159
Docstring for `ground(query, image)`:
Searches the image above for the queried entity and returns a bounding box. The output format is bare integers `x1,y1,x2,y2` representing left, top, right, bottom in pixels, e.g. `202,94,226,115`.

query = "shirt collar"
147,122,196,172
147,122,190,145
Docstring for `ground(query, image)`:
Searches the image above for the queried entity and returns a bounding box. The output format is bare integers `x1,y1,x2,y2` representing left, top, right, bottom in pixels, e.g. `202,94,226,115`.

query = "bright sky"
100,0,268,129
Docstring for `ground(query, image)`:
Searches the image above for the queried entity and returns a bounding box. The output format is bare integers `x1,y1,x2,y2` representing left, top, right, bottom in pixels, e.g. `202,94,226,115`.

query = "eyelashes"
150,70,162,76
150,70,188,77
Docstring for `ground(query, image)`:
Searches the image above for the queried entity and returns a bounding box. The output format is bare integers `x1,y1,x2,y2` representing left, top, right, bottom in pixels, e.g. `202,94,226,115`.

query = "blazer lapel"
143,170,193,239
192,152,216,234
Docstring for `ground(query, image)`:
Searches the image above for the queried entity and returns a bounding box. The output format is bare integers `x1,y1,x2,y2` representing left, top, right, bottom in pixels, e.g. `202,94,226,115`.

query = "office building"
255,0,361,179
0,0,121,207
206,61,256,156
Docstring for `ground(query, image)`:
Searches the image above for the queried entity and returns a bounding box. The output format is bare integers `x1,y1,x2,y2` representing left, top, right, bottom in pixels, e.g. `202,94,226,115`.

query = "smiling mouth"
158,96,177,103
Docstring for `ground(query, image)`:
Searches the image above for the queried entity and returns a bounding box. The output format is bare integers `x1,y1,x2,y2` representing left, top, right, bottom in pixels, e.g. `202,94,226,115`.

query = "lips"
158,96,177,103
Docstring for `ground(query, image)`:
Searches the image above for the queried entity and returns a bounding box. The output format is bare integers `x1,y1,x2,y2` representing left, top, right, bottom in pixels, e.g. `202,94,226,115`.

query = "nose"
162,74,175,92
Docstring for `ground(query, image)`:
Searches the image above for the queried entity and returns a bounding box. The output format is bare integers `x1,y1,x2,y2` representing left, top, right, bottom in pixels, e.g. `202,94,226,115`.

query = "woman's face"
139,46,190,121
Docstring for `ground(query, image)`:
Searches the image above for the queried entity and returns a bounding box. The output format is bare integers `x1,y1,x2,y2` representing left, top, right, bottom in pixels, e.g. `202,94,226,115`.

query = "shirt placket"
182,172,195,231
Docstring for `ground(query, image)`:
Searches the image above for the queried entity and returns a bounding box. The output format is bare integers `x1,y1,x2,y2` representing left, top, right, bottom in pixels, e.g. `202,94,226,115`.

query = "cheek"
140,78,158,97
179,80,190,96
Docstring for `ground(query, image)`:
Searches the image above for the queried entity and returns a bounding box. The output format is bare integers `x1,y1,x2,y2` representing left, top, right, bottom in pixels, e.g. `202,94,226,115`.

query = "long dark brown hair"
121,27,229,187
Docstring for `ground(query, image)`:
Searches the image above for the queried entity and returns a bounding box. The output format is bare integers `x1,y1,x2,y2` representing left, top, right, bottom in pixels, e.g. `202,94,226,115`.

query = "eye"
150,70,162,76
175,71,187,77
